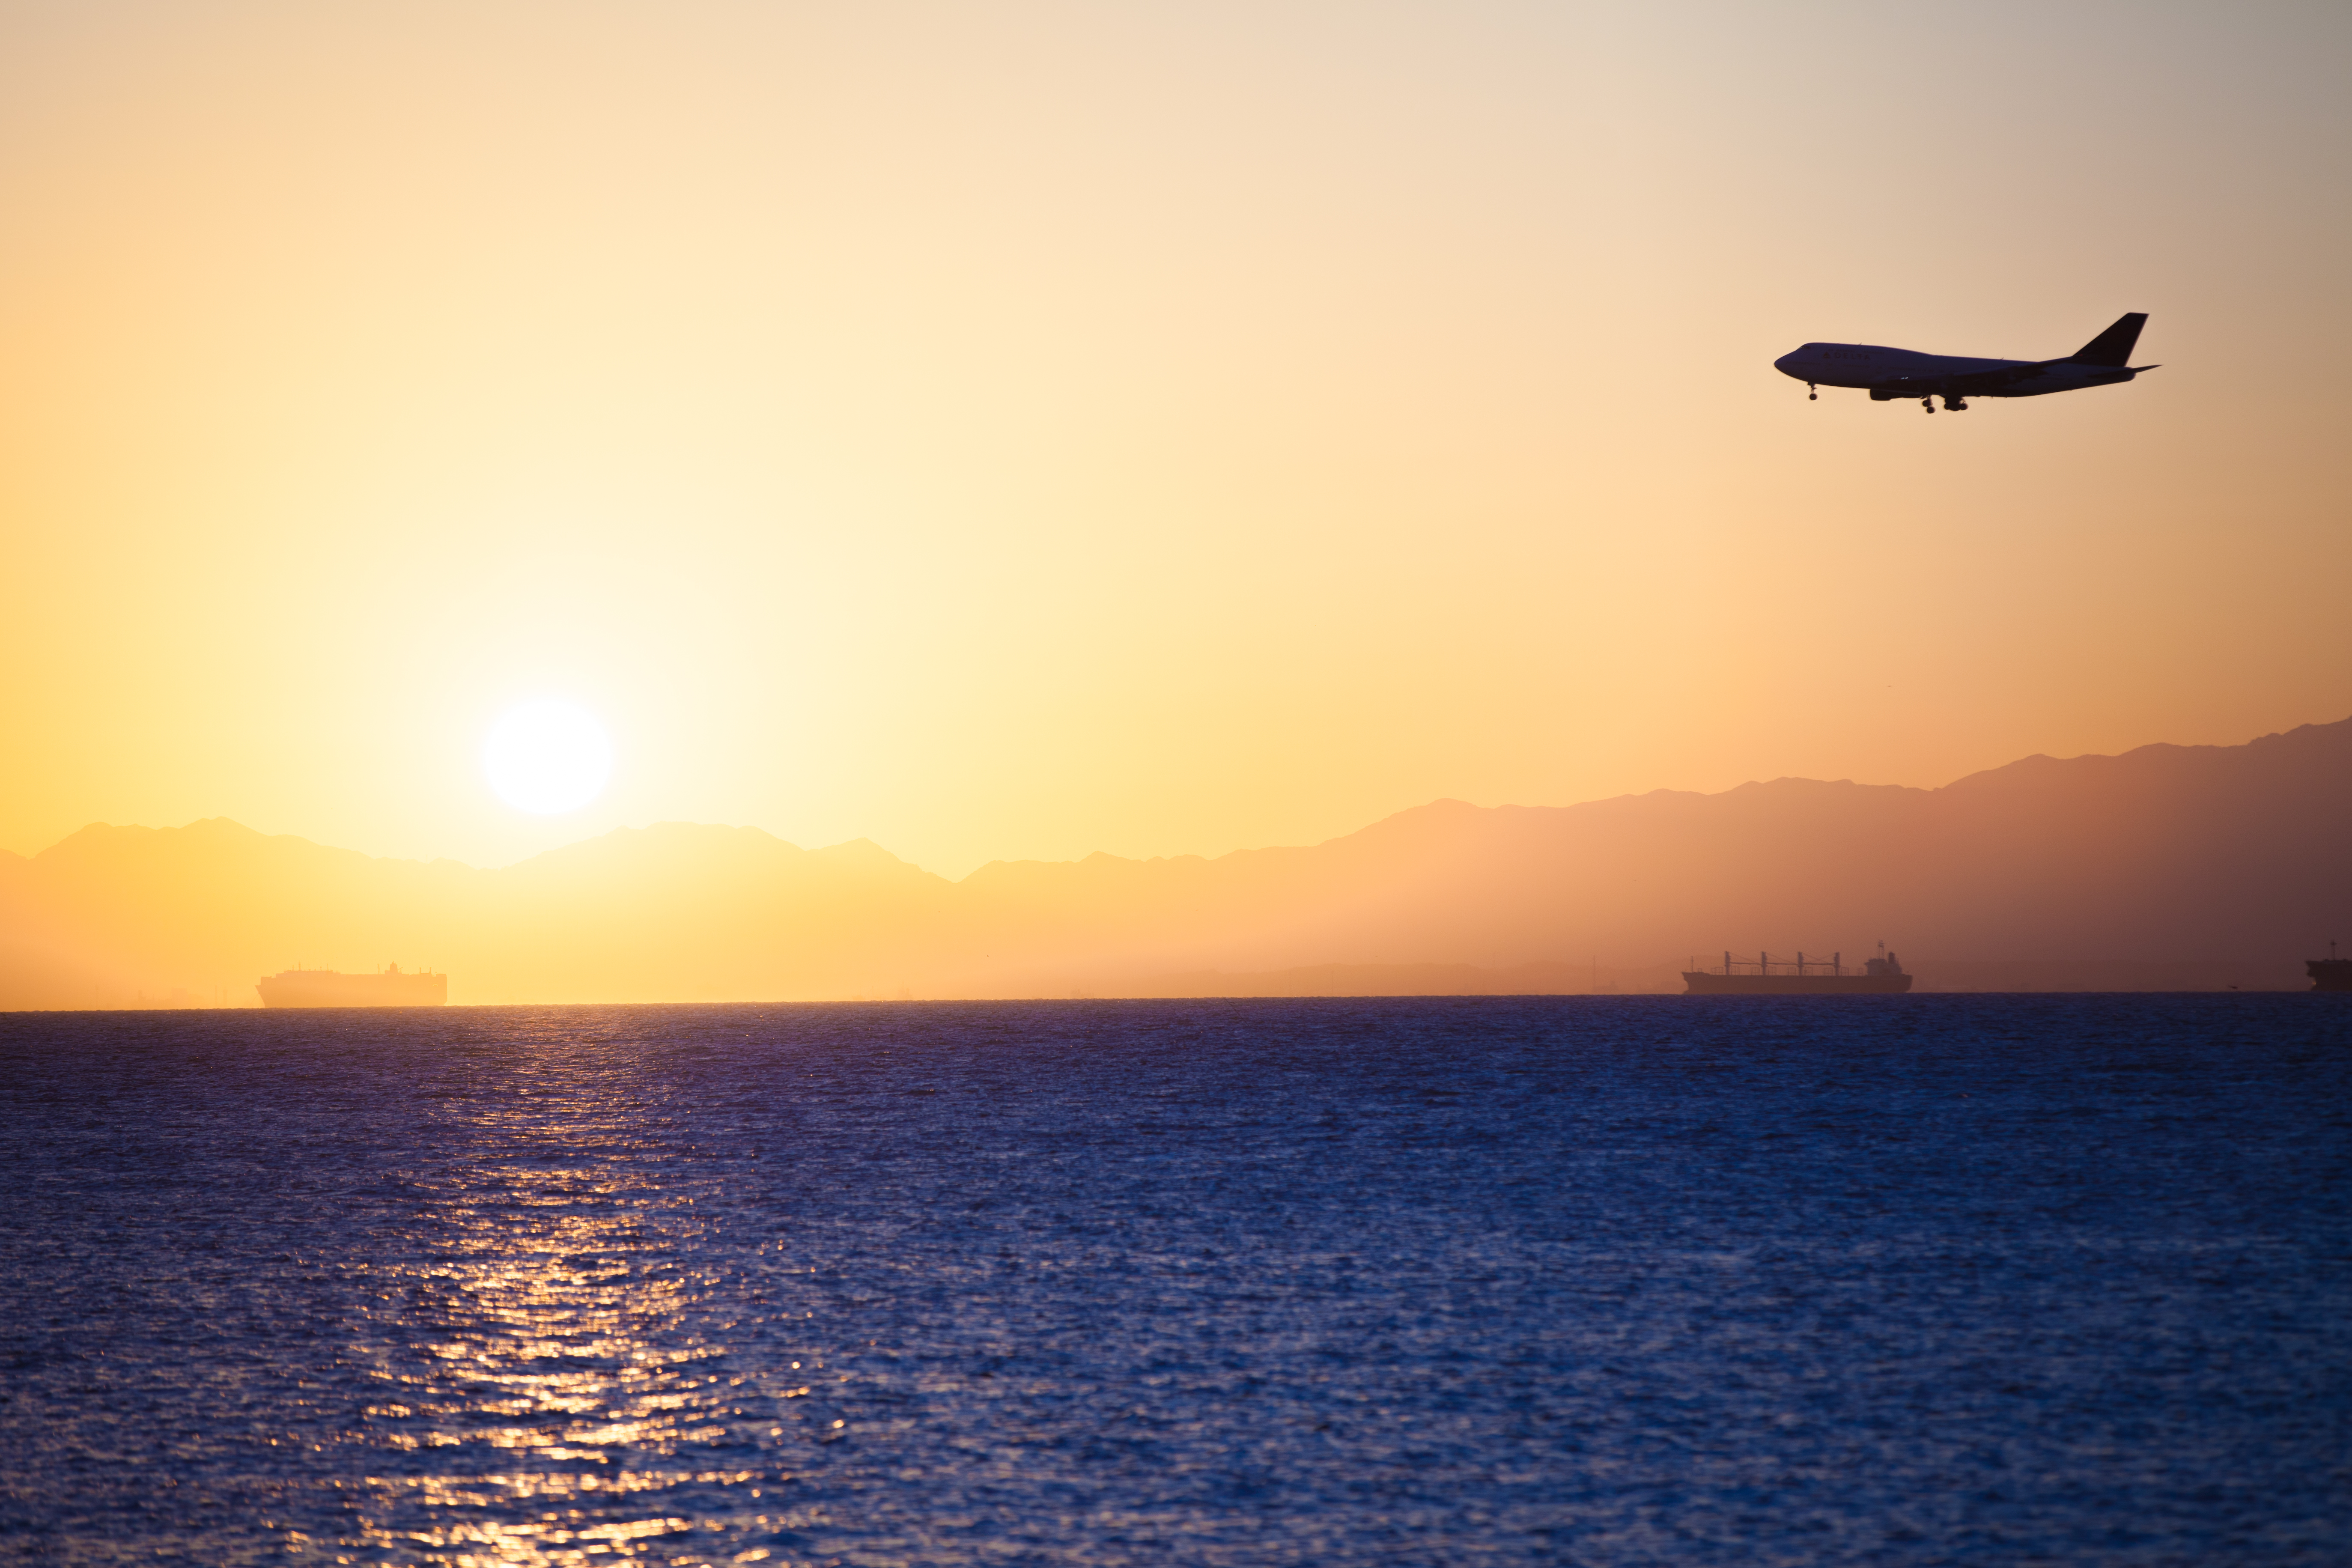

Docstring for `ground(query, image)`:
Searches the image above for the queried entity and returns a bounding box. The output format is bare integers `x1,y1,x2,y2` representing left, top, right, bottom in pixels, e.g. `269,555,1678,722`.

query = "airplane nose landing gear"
1922,397,1935,413
1807,382,1817,401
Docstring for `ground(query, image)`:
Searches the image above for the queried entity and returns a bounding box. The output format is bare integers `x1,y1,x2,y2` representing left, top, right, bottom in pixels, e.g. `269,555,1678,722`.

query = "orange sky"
3,1,2347,879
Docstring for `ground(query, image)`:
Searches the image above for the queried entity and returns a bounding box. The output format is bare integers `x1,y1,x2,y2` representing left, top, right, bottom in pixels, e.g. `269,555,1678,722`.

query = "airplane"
1774,313,2155,413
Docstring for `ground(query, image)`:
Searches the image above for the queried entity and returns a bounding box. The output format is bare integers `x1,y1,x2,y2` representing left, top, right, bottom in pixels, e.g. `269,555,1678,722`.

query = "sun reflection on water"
341,1079,813,1566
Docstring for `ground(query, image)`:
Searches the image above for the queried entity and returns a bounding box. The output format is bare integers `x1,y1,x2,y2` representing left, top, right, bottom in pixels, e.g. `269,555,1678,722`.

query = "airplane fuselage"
1772,313,2153,410
1773,343,2140,399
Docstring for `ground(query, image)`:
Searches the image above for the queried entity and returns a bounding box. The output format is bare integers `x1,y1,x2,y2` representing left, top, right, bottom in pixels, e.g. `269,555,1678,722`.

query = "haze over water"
6,996,2347,1565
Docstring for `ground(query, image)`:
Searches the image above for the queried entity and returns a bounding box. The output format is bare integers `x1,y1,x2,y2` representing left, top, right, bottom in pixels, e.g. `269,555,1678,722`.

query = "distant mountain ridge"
4,717,2347,1007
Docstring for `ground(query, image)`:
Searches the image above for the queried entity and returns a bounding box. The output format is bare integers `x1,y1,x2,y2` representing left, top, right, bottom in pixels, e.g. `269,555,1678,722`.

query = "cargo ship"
255,964,447,1008
2311,942,2352,993
1682,945,1913,995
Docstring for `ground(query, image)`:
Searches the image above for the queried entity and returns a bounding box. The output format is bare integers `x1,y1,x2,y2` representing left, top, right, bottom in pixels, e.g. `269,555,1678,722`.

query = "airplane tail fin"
2067,312,2147,367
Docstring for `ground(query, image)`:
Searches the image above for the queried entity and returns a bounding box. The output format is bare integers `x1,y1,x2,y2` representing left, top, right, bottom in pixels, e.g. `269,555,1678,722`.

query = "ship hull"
2310,960,2352,994
1682,972,1913,995
256,971,447,1008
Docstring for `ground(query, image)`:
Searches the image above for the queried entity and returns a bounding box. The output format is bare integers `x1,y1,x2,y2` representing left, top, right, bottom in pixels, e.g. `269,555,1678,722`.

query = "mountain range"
5,716,2347,1007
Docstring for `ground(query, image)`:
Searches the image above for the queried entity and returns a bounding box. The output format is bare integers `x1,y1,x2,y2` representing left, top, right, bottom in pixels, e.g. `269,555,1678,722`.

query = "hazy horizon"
10,712,2346,1008
13,708,2343,879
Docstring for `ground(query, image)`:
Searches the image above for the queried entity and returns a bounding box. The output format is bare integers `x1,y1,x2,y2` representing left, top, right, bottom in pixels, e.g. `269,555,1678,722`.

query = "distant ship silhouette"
255,963,447,1008
1682,945,1913,995
2310,942,2352,993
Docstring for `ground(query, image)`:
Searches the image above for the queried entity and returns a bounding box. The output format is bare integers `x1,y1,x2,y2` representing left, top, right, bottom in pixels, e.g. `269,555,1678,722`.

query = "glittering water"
3,996,2348,1565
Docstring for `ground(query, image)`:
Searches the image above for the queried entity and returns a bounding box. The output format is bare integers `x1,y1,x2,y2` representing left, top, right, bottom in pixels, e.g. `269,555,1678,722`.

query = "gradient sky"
3,0,2346,878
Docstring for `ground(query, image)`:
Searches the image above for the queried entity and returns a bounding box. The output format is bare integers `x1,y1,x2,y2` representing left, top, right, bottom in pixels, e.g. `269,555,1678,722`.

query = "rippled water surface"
3,996,2349,1565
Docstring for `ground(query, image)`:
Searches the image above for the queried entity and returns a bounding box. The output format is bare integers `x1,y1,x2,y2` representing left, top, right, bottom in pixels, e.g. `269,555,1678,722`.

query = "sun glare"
484,701,613,815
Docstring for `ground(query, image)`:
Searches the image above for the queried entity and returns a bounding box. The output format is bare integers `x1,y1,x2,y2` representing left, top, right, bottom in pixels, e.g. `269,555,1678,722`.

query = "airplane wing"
1943,363,2056,393
1870,362,2052,397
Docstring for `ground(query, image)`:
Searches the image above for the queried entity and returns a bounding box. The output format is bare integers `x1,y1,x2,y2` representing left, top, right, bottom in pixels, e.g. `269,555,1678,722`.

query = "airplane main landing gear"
1944,396,1969,412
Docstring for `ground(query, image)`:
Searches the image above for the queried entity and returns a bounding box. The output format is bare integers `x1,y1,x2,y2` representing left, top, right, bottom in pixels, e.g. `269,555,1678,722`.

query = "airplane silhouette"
1774,313,2155,413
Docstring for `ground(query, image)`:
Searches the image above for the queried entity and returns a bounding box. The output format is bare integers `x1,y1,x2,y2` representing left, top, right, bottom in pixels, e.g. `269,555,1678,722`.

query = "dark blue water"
3,996,2348,1565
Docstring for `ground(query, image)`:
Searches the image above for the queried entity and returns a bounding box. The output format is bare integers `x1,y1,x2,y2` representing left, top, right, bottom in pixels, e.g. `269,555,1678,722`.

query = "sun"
483,701,613,814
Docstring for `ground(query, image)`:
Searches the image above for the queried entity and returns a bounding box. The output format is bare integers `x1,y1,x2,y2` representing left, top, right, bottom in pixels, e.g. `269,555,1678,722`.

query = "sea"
2,996,2347,1566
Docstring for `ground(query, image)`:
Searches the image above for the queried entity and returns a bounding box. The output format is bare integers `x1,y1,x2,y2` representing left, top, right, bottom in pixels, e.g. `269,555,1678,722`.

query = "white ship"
254,963,447,1008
